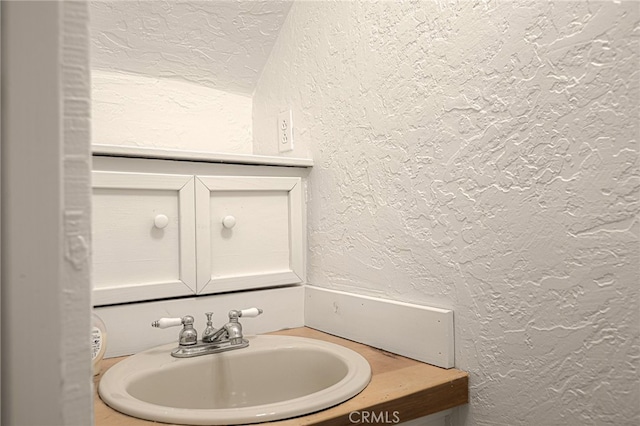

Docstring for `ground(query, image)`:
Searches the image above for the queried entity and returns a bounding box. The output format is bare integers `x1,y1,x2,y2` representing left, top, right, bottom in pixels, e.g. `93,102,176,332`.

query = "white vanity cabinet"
195,176,304,295
92,172,197,305
91,155,308,306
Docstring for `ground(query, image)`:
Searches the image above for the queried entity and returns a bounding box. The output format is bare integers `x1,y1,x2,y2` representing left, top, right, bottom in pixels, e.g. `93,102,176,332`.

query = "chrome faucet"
152,308,263,358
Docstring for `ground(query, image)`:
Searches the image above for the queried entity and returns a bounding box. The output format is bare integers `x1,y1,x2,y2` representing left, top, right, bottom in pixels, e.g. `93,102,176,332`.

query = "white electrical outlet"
278,110,293,152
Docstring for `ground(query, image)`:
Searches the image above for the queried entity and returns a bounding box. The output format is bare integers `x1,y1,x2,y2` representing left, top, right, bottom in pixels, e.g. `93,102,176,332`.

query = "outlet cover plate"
278,110,293,152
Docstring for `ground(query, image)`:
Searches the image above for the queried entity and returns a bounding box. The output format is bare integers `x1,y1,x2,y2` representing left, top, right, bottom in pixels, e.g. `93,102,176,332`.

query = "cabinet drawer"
195,176,304,294
92,172,196,305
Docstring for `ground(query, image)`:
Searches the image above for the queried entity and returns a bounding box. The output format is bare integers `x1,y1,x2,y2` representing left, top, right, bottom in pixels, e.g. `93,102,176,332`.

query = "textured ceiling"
90,0,293,95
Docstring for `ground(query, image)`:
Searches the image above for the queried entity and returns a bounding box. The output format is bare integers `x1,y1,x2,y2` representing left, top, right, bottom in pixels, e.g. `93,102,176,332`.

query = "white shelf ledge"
92,144,314,168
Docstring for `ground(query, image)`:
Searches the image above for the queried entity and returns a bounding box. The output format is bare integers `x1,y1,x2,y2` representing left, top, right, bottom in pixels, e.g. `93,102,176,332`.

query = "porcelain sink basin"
98,335,371,425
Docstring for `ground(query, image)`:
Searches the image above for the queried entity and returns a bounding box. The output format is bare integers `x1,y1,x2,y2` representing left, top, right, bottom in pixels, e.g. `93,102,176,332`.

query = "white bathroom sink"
98,334,371,425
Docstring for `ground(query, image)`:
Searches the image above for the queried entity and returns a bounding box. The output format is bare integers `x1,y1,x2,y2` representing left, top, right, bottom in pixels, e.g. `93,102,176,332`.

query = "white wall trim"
304,286,455,369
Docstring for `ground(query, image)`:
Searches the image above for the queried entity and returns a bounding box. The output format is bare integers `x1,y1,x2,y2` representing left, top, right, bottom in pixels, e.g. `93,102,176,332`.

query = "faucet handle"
152,316,197,346
151,317,184,329
228,308,263,320
239,307,263,318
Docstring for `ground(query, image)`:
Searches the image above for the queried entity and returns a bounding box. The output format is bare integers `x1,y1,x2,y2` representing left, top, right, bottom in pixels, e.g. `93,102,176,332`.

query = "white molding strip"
93,144,314,168
95,285,304,358
304,286,455,369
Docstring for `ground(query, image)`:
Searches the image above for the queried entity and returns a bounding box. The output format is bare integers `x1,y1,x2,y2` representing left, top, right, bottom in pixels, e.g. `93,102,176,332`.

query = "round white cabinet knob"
154,214,169,229
222,215,236,229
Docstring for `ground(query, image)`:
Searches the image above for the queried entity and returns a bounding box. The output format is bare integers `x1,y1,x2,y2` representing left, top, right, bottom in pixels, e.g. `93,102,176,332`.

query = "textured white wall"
90,0,292,96
254,1,639,425
92,70,253,153
89,0,294,155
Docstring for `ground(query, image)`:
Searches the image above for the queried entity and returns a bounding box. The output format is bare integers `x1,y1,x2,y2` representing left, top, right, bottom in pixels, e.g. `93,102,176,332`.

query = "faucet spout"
204,327,228,343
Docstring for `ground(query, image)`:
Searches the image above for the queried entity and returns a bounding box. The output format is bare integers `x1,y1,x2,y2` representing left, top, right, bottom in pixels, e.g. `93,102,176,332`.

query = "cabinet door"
92,172,196,305
195,176,304,294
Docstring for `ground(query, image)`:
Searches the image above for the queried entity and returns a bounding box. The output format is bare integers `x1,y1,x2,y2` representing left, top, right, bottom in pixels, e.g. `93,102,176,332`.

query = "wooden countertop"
94,327,468,425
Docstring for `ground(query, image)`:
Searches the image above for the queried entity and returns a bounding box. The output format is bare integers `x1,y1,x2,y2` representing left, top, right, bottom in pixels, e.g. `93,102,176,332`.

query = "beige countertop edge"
94,327,469,426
